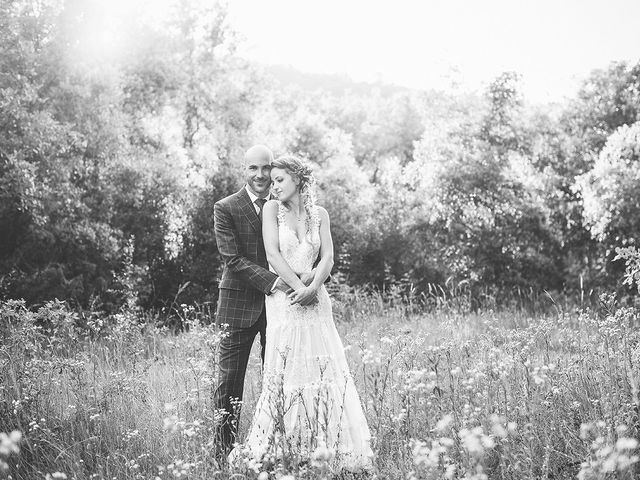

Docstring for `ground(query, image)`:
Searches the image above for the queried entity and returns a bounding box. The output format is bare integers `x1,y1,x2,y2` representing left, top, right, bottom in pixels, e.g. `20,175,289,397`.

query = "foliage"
2,0,640,309
2,297,640,479
615,246,640,294
0,0,256,311
391,75,565,304
0,0,124,306
578,122,640,245
563,61,640,170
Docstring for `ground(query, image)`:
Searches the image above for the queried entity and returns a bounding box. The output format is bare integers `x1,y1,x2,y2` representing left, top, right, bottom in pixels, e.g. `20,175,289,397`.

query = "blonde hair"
271,155,317,232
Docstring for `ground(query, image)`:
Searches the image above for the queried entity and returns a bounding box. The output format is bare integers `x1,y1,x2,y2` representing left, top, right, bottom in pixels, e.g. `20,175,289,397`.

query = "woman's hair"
271,155,317,232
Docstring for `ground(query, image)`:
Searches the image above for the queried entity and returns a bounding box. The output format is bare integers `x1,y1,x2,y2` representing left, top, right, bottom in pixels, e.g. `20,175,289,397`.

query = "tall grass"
1,289,639,479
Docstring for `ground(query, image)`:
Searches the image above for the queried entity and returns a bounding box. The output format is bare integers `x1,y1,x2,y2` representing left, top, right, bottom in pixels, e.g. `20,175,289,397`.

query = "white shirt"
245,185,268,215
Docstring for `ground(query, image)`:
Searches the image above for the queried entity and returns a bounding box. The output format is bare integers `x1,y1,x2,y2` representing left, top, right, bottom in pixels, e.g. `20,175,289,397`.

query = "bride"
231,155,373,472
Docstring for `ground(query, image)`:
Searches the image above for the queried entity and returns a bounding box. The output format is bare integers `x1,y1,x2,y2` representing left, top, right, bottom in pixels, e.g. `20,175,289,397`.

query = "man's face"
244,153,272,197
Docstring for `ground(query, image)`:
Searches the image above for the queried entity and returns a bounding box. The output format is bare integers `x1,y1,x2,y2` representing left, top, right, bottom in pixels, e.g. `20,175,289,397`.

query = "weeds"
1,292,639,479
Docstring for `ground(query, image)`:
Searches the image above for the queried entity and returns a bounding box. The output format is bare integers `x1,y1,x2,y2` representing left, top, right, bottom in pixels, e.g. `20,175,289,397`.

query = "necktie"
254,198,267,221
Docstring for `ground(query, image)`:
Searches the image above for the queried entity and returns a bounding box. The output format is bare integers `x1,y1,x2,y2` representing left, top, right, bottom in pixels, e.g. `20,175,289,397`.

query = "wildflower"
360,347,382,365
459,426,494,456
45,474,68,480
312,442,335,465
578,423,639,479
580,422,594,440
489,415,507,438
615,437,638,451
411,437,454,473
444,464,456,478
401,368,433,393
0,431,22,456
166,459,192,478
242,454,262,474
435,415,454,433
393,410,407,423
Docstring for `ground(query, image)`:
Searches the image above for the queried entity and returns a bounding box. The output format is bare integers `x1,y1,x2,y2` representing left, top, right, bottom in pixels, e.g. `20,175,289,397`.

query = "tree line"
1,0,639,313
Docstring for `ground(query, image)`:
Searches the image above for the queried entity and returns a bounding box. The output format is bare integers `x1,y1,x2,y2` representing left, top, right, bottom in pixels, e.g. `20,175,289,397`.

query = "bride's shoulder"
263,199,280,216
314,205,330,223
264,200,286,223
264,199,280,210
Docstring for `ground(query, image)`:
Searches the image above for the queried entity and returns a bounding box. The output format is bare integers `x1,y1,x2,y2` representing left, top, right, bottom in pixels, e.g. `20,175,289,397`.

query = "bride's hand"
288,286,318,306
299,271,315,287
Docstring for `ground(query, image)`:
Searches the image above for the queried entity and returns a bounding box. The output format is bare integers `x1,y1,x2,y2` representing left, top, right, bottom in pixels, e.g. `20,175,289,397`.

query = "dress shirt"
245,185,268,215
244,185,279,293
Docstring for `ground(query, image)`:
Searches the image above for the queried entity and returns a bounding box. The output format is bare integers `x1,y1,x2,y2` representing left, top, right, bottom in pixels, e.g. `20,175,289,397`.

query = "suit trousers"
213,306,267,455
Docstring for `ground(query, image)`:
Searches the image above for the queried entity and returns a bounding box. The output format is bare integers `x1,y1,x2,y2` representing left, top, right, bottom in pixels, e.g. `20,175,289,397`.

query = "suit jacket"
214,187,278,328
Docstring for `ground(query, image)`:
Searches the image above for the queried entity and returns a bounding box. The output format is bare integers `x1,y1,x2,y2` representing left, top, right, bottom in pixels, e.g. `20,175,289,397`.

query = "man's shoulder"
215,189,245,208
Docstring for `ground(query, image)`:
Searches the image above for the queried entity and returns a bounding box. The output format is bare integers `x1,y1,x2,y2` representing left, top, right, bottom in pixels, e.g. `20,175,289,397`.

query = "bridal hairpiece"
292,161,315,188
272,155,315,189
272,155,318,234
287,159,316,231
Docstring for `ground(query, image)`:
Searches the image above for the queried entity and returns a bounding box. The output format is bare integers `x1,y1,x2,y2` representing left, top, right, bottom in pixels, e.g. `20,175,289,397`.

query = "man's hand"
299,271,315,287
298,292,319,306
274,277,293,294
288,286,318,306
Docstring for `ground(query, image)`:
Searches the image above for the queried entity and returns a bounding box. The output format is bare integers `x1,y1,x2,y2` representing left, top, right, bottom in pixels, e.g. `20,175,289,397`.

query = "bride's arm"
262,200,306,291
288,207,334,305
308,206,334,290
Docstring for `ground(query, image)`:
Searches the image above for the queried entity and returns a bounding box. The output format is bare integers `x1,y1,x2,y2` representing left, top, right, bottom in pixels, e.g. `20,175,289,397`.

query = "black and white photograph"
1,0,640,478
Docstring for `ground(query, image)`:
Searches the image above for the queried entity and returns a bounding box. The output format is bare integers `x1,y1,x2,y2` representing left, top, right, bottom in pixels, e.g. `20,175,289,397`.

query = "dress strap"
276,201,287,226
310,205,321,233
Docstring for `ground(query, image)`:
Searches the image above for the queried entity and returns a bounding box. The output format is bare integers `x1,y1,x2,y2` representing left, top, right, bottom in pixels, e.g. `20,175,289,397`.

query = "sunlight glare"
64,0,174,67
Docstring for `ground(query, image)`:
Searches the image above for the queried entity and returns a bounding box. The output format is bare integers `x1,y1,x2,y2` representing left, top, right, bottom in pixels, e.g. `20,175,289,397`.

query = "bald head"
243,144,273,198
244,144,273,164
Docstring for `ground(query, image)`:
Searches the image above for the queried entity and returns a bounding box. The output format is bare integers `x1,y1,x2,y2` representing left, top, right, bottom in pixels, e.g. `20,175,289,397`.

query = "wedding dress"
233,202,373,471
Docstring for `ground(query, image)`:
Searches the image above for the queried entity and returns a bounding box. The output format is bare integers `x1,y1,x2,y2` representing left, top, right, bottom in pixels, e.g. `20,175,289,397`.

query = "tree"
0,0,255,310
325,91,425,182
578,122,640,246
562,61,640,175
0,0,125,306
479,71,524,156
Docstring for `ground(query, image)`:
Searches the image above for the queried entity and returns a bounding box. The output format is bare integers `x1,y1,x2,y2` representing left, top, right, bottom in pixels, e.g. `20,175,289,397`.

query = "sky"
225,0,640,103
69,0,640,104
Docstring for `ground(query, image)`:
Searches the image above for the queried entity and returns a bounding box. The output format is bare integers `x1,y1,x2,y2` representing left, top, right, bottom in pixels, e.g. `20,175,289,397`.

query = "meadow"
1,283,639,480
3,3,640,479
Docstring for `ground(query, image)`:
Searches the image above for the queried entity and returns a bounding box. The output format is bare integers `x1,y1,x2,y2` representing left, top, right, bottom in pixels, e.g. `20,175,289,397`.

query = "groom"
212,144,291,455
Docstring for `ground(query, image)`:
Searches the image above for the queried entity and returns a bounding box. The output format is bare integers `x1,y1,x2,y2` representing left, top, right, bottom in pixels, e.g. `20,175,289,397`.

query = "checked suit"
212,186,278,454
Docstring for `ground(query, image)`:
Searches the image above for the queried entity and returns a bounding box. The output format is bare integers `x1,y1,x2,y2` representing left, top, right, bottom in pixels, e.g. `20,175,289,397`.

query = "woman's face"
270,167,299,202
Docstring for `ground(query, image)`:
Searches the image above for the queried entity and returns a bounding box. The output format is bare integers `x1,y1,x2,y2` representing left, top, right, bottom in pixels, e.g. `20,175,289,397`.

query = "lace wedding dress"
233,202,373,471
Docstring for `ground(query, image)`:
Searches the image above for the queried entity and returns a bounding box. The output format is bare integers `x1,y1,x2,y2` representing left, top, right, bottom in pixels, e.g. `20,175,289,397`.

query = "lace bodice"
275,202,321,275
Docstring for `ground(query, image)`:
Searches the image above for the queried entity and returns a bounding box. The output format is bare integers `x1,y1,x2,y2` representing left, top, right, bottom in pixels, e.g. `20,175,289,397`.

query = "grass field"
1,290,639,479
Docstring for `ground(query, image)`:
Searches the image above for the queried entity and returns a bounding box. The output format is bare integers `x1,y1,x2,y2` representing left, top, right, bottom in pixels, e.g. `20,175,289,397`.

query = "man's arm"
214,201,278,294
